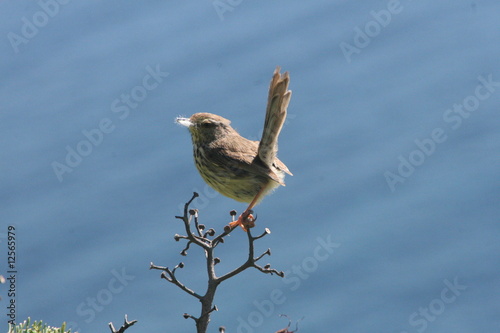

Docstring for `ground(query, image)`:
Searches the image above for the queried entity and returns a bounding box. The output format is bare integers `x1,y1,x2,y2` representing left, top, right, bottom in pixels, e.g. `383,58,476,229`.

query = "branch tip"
254,228,271,240
183,313,198,322
180,241,192,256
150,263,167,271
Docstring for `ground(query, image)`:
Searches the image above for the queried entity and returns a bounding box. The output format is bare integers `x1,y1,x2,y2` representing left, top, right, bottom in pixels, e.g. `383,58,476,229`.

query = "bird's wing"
258,66,292,167
207,139,285,185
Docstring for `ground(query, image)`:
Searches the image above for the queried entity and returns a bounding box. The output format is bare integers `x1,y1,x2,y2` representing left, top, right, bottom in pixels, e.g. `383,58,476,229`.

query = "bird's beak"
176,117,193,128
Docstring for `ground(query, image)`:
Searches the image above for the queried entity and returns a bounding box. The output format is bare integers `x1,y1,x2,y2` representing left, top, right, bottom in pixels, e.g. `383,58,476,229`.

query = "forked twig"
108,315,137,333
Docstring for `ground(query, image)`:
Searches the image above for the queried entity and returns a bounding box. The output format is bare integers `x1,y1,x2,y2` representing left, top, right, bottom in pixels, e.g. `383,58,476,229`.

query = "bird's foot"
228,210,256,232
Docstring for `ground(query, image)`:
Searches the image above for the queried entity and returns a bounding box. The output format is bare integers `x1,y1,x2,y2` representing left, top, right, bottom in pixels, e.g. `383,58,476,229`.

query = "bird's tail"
258,67,292,169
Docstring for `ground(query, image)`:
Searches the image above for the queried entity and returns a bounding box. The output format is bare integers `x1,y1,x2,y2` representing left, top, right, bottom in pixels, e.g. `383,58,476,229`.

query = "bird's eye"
200,122,215,128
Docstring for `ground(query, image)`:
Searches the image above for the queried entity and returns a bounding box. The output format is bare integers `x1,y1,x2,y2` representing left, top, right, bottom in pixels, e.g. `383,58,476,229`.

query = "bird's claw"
228,211,256,232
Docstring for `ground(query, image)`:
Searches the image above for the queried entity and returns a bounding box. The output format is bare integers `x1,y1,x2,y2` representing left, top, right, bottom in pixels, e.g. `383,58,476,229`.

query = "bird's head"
176,113,235,144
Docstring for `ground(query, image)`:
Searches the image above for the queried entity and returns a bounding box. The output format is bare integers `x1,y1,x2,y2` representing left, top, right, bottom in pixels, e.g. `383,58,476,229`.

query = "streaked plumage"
176,67,292,228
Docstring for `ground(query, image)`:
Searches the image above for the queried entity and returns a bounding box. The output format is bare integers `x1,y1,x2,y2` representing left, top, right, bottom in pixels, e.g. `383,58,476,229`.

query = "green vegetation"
8,318,72,333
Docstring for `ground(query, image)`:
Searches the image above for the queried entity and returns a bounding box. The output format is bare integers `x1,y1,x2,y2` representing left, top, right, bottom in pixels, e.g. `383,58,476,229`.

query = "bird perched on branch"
176,67,293,231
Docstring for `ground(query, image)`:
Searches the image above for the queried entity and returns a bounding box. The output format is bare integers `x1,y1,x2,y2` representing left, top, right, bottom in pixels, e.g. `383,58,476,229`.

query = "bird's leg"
228,187,266,231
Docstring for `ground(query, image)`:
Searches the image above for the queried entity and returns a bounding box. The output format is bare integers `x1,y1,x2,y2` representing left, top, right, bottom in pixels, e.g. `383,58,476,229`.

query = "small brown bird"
176,67,292,230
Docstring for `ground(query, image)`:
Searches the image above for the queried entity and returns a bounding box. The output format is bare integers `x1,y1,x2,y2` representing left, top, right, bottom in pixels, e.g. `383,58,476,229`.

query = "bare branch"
151,262,203,300
149,262,166,271
183,313,198,322
162,268,202,299
180,240,192,256
174,234,189,241
275,314,304,332
255,248,271,262
254,264,285,277
216,227,279,283
108,315,137,333
212,224,236,247
254,228,271,240
192,209,203,237
152,193,283,333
